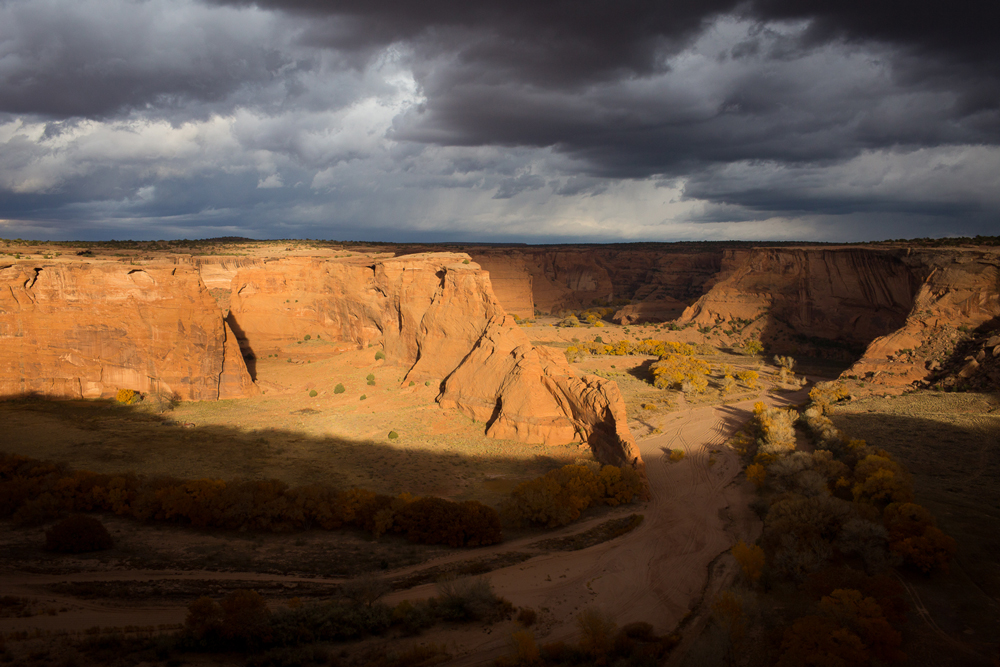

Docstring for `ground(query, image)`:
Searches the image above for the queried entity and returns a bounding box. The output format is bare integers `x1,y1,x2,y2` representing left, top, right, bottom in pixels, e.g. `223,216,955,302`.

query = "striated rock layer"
227,253,641,467
844,249,1000,391
678,248,920,352
0,262,255,401
471,248,722,316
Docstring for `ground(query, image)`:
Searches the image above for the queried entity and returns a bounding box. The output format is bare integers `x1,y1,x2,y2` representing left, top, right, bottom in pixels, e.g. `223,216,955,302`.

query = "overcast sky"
0,0,996,242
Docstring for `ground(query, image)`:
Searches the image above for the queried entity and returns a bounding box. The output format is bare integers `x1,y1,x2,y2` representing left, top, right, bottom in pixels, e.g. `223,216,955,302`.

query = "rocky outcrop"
678,248,920,354
227,253,641,466
0,262,256,401
845,250,1000,390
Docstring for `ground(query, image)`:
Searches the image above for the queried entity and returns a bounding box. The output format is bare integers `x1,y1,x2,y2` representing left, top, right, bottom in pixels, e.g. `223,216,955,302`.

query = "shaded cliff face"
227,253,641,467
0,262,255,401
845,250,1000,390
678,248,921,354
471,248,722,316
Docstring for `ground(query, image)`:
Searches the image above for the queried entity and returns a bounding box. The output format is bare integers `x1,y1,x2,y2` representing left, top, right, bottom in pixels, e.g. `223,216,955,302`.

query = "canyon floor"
3,333,996,665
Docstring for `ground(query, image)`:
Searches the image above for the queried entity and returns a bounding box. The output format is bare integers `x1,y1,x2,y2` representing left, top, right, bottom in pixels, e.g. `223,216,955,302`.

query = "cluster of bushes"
557,307,617,328
568,338,698,359
739,387,955,580
650,354,712,391
495,610,678,667
114,388,141,405
183,577,512,655
0,453,501,547
501,463,645,528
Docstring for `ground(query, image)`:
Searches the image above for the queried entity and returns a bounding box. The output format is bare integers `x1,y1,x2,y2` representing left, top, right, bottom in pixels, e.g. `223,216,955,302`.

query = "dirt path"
0,389,805,662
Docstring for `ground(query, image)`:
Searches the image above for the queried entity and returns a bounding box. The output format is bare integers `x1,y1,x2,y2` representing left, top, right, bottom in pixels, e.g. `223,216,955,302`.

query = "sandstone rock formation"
844,249,1000,390
471,247,722,317
0,262,255,401
677,248,920,354
227,253,641,467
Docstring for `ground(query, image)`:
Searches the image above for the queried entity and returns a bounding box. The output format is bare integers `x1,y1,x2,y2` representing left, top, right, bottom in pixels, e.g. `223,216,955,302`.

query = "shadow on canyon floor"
0,396,579,503
830,396,1000,605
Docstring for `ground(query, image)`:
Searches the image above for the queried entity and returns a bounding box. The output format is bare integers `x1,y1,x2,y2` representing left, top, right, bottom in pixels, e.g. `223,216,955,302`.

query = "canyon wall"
0,262,255,401
227,254,642,467
845,249,1000,390
471,247,722,316
677,248,921,353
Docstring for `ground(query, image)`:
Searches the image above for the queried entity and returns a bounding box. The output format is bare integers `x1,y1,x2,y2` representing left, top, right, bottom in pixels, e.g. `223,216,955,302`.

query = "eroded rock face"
228,253,641,466
472,248,722,317
678,248,920,351
0,263,255,400
845,250,1000,390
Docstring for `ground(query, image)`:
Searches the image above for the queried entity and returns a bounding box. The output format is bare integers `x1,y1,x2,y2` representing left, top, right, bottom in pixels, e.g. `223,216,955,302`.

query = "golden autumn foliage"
0,451,502,546
736,370,759,389
650,354,712,390
502,464,644,528
745,463,766,488
883,502,956,573
732,540,765,583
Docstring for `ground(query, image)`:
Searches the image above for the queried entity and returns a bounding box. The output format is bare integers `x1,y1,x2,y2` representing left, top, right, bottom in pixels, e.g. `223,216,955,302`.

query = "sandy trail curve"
0,389,806,663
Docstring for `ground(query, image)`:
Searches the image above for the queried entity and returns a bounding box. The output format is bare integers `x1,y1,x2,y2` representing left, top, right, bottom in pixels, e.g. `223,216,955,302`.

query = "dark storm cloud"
0,0,293,119
2,0,998,241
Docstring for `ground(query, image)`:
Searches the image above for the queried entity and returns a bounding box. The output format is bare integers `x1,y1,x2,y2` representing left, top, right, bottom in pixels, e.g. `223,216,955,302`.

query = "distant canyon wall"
227,254,641,467
677,248,921,349
471,248,722,317
0,262,255,401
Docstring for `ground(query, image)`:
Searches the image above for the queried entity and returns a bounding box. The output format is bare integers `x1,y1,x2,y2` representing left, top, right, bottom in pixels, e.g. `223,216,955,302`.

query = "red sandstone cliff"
0,262,255,401
845,249,1000,390
677,248,920,353
227,253,641,467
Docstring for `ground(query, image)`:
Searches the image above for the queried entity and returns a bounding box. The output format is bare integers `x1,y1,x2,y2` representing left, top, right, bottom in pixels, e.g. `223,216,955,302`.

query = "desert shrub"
516,607,537,627
777,615,867,667
303,334,311,340
360,394,367,400
742,339,764,357
508,629,540,663
852,454,913,505
366,373,376,386
669,449,685,462
736,370,759,389
388,430,399,440
435,577,511,623
219,590,271,647
44,515,114,553
115,388,140,405
394,497,502,547
334,383,345,394
883,502,956,573
732,540,765,583
392,599,437,635
185,596,223,641
308,389,317,397
501,464,643,528
650,354,711,390
375,350,385,360
721,375,738,395
752,403,797,455
819,589,905,663
809,382,849,412
773,355,795,370
12,491,63,526
745,463,766,488
836,518,891,572
342,573,389,608
576,608,617,661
